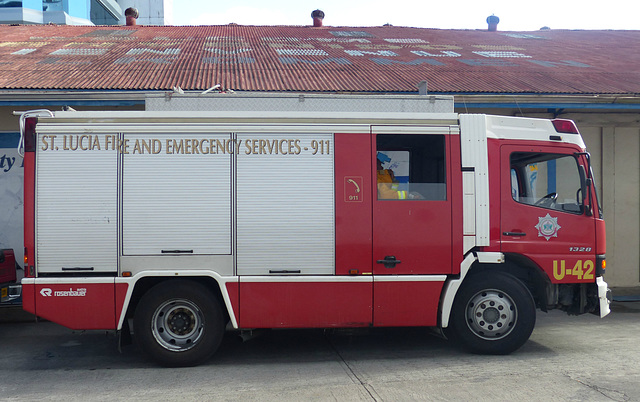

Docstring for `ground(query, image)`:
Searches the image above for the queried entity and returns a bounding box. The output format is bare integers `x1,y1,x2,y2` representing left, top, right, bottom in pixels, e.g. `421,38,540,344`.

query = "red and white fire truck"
18,93,611,367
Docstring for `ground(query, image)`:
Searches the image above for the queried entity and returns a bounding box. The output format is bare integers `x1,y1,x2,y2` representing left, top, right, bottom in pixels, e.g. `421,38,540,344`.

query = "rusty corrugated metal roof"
0,24,639,94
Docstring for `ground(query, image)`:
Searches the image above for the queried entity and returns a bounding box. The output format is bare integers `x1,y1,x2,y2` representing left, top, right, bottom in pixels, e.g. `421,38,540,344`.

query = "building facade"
116,0,172,25
0,0,170,25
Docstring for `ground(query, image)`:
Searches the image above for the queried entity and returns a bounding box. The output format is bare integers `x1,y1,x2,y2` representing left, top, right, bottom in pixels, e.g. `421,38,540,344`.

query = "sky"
171,0,639,31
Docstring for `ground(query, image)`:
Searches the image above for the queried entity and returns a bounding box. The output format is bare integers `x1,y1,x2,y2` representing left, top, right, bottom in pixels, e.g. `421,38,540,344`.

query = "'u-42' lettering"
553,260,595,281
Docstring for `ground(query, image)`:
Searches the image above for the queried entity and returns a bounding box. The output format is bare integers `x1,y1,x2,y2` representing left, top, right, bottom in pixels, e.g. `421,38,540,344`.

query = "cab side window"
376,134,446,201
510,152,583,214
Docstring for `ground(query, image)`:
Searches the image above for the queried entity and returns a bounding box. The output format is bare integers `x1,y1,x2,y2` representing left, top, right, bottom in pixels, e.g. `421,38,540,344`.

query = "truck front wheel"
449,272,536,354
133,280,225,367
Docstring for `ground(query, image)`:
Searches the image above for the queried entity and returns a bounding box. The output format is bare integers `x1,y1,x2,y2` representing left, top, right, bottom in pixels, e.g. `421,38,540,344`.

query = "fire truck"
18,93,611,367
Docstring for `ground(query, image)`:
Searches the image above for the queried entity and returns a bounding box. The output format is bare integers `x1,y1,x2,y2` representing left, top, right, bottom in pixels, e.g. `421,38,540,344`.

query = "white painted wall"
607,127,639,287
573,119,640,287
0,138,24,273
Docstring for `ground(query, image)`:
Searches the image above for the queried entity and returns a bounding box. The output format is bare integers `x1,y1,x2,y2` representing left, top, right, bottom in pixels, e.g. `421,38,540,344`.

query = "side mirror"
585,177,593,216
578,165,592,216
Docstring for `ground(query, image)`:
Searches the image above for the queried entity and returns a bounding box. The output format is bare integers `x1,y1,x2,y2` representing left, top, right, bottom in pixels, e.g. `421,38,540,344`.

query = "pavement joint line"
567,373,630,402
323,333,381,402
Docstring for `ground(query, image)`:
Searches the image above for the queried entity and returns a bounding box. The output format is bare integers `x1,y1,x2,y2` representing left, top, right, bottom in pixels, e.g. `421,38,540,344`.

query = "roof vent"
311,10,325,27
125,7,139,26
486,14,499,31
417,80,428,95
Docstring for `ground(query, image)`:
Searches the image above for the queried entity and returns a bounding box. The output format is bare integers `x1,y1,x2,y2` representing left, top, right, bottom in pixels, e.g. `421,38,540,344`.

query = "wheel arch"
441,252,550,328
119,274,234,332
468,254,551,312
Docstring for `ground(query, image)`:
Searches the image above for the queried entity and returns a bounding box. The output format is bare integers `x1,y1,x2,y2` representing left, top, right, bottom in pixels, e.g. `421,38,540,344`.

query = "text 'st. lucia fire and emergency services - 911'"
17,93,611,367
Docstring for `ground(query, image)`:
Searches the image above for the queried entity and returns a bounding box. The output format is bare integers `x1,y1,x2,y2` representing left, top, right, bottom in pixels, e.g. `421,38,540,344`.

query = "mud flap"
597,276,611,317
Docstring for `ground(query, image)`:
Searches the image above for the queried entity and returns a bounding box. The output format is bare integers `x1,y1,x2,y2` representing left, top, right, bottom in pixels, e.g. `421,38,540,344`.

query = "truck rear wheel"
133,280,225,367
449,272,536,354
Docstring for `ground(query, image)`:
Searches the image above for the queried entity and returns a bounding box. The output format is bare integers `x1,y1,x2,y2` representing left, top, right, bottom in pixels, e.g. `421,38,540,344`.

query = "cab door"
372,128,452,326
500,145,597,283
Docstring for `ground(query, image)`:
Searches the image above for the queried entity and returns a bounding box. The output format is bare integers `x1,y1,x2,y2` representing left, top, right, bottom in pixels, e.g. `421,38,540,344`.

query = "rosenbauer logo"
40,288,87,297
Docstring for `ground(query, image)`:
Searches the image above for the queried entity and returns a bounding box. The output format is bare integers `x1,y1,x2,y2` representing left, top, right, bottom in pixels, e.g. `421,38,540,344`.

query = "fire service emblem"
535,213,561,241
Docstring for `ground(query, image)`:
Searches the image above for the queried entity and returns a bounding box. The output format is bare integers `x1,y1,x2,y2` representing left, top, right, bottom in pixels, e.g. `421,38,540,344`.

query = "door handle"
376,255,401,269
61,267,94,271
269,270,301,274
503,232,527,237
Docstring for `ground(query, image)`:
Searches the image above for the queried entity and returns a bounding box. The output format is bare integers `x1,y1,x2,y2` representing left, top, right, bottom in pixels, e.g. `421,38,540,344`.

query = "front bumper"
1,283,22,305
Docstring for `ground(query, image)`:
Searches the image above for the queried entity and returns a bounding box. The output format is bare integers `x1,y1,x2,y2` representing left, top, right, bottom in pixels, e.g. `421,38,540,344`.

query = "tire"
133,280,225,367
449,272,536,355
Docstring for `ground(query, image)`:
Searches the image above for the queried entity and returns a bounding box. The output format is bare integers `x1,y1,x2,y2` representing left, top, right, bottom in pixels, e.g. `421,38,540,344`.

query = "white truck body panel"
145,93,455,114
236,132,335,275
36,141,118,273
122,133,232,256
459,115,490,251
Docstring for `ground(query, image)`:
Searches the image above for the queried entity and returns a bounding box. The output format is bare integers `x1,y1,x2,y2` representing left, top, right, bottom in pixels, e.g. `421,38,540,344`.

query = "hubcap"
151,299,205,351
465,289,517,340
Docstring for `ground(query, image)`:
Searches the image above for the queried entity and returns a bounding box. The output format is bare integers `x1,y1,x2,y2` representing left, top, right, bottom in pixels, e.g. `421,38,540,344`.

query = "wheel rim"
465,289,517,340
151,299,205,352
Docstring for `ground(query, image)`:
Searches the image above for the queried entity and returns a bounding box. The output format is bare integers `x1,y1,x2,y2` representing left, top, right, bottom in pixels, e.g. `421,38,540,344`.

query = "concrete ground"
1,298,639,401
